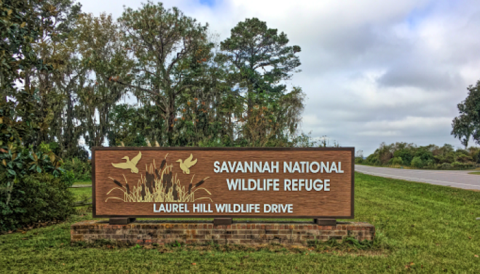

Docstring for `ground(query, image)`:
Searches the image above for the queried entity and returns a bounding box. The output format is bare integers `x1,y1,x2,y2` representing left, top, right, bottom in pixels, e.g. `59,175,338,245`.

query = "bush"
63,157,91,181
0,173,75,232
439,163,452,170
411,156,424,168
425,159,435,168
451,161,475,170
391,157,403,166
393,149,414,166
354,157,364,164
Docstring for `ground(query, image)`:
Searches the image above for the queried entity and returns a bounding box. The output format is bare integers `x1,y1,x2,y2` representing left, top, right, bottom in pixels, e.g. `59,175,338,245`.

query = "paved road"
355,165,480,190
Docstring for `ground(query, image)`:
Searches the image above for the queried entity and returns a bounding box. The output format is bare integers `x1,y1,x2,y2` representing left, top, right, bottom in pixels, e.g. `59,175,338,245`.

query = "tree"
0,0,53,97
25,0,83,148
452,80,480,147
220,18,302,143
118,1,212,146
220,18,301,107
75,13,133,149
0,0,60,205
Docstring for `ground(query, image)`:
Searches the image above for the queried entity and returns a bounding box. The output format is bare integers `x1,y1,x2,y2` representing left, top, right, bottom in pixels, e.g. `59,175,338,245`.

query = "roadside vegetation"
357,142,480,170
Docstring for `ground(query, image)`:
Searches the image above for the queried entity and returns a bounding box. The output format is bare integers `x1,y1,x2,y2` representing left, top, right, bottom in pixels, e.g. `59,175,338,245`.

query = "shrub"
63,157,91,181
440,163,452,170
451,161,474,170
0,173,75,232
411,156,424,168
393,149,414,166
425,159,435,168
391,157,403,166
354,157,364,164
365,154,380,166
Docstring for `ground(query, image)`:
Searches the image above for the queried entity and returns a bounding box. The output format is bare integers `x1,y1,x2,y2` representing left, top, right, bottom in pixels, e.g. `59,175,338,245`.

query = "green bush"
425,159,435,168
393,149,414,166
355,157,364,164
62,157,91,181
365,154,380,166
451,161,475,170
411,156,424,168
391,157,403,165
0,173,75,232
439,163,452,170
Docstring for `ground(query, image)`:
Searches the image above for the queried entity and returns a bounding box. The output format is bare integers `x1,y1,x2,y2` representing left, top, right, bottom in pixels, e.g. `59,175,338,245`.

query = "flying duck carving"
111,152,142,173
177,154,197,174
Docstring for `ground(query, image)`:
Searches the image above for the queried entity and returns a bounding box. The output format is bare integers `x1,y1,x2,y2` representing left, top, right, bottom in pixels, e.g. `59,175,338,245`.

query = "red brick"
70,221,374,246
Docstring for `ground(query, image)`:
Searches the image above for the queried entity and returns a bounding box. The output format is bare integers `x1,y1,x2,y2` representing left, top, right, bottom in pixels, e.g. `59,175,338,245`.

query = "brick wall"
71,220,374,246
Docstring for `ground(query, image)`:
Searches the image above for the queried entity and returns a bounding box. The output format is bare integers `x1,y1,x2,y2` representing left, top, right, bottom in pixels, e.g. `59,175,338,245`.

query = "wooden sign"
92,147,354,219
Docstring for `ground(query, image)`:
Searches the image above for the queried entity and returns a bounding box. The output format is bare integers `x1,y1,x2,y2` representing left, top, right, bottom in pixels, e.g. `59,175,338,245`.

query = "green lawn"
70,180,92,203
1,173,480,273
72,180,92,186
469,172,480,175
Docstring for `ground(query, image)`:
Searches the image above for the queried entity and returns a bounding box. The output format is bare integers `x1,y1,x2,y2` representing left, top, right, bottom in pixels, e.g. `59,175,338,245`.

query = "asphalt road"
355,165,480,190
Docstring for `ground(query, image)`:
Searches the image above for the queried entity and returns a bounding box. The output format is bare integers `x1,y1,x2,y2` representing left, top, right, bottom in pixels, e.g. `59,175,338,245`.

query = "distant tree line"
357,142,480,170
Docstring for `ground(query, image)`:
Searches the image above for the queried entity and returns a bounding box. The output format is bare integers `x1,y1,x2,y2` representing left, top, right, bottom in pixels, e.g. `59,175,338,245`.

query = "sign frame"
92,147,355,219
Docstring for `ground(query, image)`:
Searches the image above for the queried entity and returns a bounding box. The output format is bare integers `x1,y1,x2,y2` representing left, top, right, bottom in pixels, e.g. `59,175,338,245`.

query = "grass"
469,172,480,175
1,172,480,273
72,180,92,186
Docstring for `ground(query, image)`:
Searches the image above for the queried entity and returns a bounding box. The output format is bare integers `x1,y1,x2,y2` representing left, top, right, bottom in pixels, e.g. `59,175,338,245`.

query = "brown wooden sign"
92,147,354,219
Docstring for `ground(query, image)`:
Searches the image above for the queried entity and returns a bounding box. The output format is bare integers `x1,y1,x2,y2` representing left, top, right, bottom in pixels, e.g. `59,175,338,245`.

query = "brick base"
70,220,375,246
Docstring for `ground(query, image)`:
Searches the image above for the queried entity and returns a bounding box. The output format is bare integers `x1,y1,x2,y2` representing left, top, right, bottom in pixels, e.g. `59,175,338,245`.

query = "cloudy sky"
79,0,480,155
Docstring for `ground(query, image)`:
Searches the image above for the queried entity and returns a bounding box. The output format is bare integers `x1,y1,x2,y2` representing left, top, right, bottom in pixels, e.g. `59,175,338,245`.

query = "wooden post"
109,218,136,225
314,219,336,226
213,218,232,225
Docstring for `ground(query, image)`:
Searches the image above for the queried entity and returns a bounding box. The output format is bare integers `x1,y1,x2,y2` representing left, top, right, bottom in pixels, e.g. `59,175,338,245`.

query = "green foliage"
0,0,53,92
391,157,403,165
62,157,91,182
410,156,424,168
452,80,480,147
0,173,75,232
364,142,480,170
354,157,364,164
220,17,302,144
118,1,212,146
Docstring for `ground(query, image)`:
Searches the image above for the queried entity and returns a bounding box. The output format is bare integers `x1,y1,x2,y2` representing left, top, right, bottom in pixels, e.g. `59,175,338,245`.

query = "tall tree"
27,0,83,147
118,1,212,146
75,13,133,149
220,18,302,144
0,0,52,97
220,18,301,110
452,80,480,147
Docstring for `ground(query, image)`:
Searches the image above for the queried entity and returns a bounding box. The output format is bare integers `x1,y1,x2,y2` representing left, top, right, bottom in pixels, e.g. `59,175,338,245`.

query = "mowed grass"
1,173,480,273
469,172,480,175
72,180,92,186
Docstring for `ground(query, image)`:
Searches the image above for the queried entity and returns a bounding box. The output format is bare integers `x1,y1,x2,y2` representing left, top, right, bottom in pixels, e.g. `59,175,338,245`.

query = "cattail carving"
194,177,209,188
106,153,212,203
172,184,178,201
141,184,146,200
113,179,123,188
164,172,172,193
146,171,154,194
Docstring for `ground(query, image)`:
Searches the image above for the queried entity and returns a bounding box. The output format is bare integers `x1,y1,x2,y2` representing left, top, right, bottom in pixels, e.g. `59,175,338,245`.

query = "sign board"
92,148,354,219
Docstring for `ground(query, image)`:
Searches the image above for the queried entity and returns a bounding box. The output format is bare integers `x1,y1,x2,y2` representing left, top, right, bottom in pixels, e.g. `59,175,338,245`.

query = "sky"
77,0,480,155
